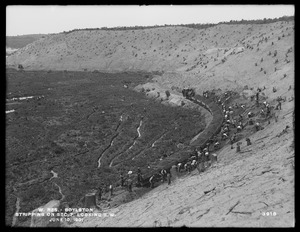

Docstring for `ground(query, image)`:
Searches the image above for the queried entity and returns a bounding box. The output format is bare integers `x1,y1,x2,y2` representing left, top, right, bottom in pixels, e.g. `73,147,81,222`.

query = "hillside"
6,19,294,227
6,20,294,98
6,34,47,49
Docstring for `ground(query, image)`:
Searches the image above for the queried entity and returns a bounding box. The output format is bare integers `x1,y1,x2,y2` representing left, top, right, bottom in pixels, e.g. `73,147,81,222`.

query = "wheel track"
97,113,126,168
97,132,119,168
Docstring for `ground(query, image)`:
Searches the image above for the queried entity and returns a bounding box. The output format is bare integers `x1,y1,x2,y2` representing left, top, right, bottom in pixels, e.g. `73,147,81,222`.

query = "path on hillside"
53,182,65,201
97,133,119,168
128,120,143,151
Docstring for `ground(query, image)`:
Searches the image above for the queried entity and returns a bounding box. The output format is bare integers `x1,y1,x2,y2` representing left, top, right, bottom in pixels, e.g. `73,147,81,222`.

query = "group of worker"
99,86,288,199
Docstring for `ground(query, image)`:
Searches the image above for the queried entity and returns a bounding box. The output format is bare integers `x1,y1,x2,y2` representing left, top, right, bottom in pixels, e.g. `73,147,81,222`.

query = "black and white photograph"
6,5,294,227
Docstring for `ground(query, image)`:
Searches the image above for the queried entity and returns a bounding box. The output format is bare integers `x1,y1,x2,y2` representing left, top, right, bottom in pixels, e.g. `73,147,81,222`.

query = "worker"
263,101,267,107
170,165,178,181
266,105,271,118
276,100,282,110
109,184,113,198
255,122,260,131
210,153,217,165
184,163,188,172
214,141,220,150
204,152,210,167
191,159,197,170
177,162,182,173
149,175,155,188
246,138,252,146
137,172,143,186
167,172,171,185
120,173,124,187
256,92,259,101
237,125,242,132
186,160,192,173
222,132,228,140
160,169,167,182
127,178,133,192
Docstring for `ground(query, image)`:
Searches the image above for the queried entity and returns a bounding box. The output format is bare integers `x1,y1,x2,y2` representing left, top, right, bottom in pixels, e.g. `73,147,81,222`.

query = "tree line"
62,15,294,34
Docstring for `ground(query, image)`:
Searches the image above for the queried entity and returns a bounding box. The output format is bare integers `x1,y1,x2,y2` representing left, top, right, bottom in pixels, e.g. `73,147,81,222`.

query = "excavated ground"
6,19,294,227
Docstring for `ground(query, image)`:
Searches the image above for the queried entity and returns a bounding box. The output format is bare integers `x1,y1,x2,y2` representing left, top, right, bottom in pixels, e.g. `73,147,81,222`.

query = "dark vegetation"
6,69,205,225
6,34,46,49
62,16,294,34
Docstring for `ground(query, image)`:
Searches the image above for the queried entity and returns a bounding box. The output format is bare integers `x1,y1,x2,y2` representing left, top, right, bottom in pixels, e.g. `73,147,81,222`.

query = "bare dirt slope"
7,20,294,227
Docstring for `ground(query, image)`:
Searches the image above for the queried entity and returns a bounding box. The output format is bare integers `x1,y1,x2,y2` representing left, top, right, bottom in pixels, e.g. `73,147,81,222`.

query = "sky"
6,5,294,36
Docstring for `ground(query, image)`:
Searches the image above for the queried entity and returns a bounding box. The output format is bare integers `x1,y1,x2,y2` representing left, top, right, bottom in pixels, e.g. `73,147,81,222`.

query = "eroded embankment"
142,94,223,180
189,95,224,146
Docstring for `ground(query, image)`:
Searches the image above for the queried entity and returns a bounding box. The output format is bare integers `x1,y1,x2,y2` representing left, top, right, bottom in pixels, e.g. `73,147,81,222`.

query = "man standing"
167,172,171,185
149,175,155,188
255,122,260,131
186,160,192,173
120,173,124,187
160,169,167,182
177,162,182,173
277,100,282,110
109,184,113,198
127,178,132,192
266,105,271,118
170,165,177,181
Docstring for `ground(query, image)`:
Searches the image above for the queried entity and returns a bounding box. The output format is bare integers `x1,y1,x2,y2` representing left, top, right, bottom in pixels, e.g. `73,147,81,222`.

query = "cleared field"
5,69,206,225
